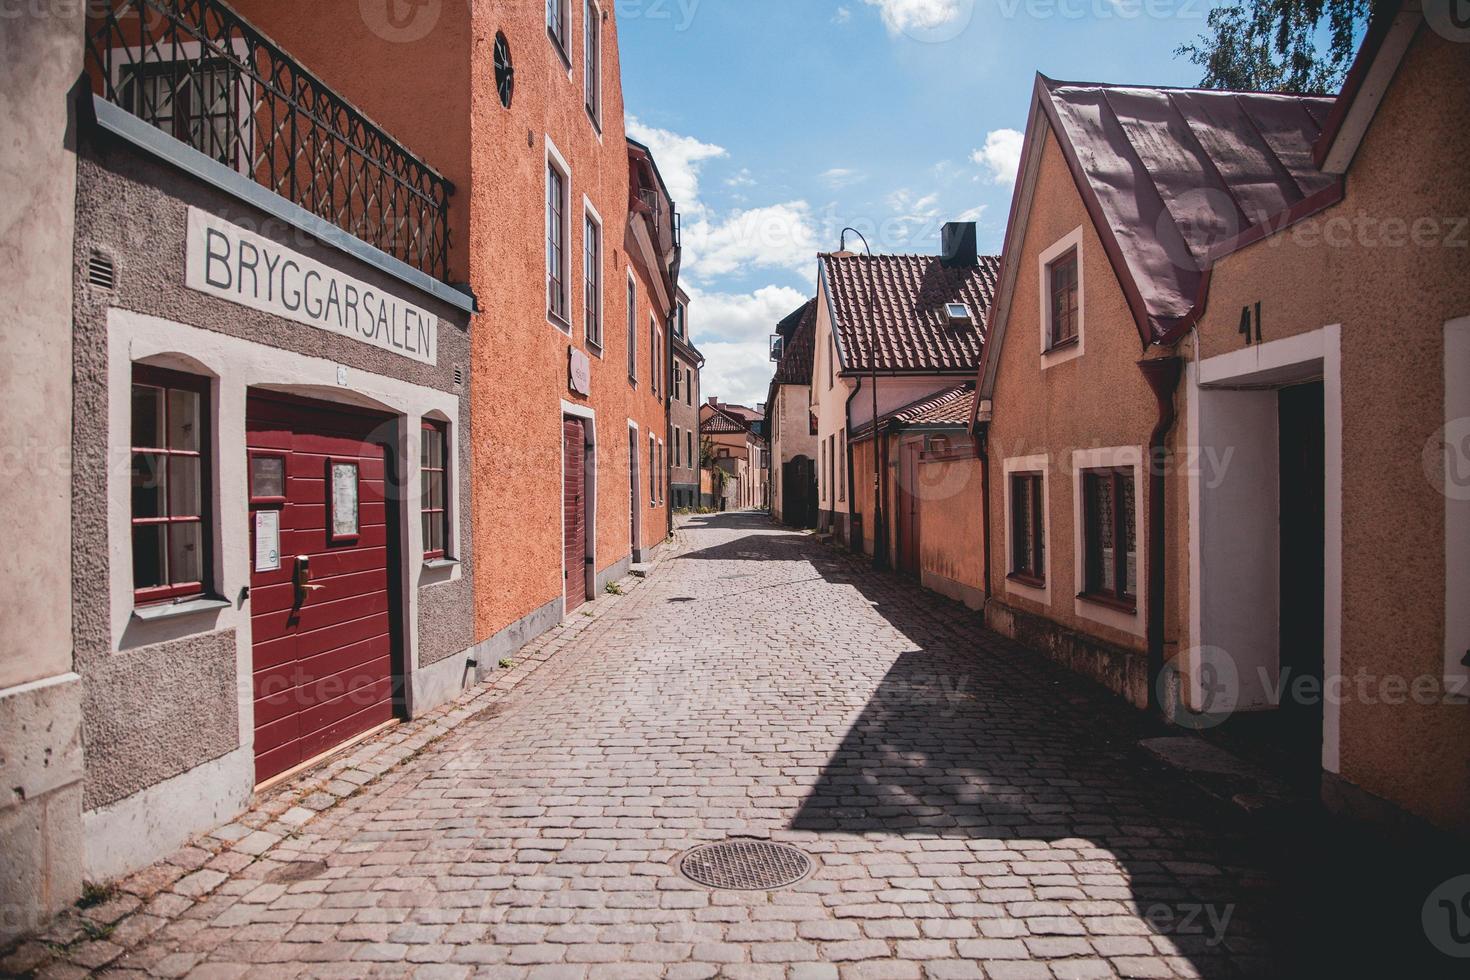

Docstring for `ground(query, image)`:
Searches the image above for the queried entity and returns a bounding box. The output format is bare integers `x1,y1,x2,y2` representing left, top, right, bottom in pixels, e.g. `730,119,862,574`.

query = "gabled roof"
1036,76,1340,346
853,383,976,440
700,411,747,435
772,299,817,387
821,253,998,374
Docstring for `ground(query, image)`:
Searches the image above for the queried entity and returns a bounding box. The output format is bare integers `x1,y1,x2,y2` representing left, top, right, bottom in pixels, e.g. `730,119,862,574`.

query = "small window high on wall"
131,366,210,604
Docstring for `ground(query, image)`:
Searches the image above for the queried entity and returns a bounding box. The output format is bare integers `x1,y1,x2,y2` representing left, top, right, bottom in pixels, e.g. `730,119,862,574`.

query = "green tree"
1175,0,1375,93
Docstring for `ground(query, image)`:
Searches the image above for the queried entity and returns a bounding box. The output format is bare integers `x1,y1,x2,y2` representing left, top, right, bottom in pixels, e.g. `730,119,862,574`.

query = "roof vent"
940,222,978,268
87,252,116,290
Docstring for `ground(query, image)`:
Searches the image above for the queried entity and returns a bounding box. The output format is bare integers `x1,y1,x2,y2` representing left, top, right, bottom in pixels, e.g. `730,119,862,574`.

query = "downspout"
844,378,861,546
1138,356,1184,715
973,404,993,601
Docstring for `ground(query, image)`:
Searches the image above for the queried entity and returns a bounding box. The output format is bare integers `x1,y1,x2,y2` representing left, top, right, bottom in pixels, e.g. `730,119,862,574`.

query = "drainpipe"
974,407,993,601
844,378,861,546
1138,356,1184,715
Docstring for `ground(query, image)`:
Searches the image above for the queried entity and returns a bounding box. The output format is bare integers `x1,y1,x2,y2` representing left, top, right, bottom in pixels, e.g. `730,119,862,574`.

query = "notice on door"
185,207,438,366
254,510,281,573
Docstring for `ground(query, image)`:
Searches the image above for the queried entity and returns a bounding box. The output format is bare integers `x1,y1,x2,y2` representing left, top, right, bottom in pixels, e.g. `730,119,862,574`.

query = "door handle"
294,555,325,606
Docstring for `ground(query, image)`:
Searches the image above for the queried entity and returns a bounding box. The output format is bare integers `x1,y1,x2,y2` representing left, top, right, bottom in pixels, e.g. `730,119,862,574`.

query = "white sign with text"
185,208,438,366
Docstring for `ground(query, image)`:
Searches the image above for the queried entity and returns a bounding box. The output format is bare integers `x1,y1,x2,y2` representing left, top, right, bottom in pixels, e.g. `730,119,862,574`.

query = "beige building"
810,224,997,550
972,3,1469,837
700,400,766,510
767,299,819,527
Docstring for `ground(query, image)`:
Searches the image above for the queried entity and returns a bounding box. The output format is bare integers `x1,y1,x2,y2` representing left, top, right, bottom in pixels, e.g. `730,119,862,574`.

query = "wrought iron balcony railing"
86,0,453,282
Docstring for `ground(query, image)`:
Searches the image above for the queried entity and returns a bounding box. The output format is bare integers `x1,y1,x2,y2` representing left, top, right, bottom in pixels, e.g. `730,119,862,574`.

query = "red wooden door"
563,417,588,613
247,393,397,784
897,441,922,576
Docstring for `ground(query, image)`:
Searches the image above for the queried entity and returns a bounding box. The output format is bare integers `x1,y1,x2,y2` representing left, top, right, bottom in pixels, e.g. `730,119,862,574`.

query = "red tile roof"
1037,76,1340,345
821,253,998,374
772,299,817,386
701,412,746,435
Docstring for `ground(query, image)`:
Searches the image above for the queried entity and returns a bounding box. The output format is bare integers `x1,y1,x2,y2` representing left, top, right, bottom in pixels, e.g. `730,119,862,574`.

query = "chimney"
707,396,719,408
941,221,978,268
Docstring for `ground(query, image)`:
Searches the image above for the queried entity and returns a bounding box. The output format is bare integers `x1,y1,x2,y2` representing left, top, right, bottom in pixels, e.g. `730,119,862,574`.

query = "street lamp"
839,227,888,570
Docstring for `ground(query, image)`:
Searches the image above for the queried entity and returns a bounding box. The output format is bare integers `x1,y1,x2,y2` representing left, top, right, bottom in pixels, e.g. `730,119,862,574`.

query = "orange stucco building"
970,4,1469,837
234,0,678,645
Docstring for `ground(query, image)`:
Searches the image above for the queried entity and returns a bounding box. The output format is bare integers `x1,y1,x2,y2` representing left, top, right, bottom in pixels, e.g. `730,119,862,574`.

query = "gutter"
1138,356,1184,714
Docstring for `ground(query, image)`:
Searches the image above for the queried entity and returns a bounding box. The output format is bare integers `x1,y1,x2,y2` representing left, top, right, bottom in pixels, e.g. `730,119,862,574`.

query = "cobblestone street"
13,513,1450,979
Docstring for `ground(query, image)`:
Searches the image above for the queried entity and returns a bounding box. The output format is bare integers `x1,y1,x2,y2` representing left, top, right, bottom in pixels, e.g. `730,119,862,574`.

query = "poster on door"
254,510,281,572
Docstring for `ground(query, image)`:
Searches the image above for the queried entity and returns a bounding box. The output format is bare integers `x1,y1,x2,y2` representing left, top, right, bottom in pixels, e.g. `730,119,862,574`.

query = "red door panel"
247,392,398,785
563,418,587,614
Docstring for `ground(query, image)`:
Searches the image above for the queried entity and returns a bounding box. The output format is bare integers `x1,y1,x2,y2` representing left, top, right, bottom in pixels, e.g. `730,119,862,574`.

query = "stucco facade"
977,22,1469,837
0,4,86,941
770,383,818,525
671,292,703,511
234,0,675,643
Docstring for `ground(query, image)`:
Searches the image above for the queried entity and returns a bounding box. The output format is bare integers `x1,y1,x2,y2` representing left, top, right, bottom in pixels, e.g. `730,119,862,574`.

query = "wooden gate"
563,417,588,613
782,455,817,528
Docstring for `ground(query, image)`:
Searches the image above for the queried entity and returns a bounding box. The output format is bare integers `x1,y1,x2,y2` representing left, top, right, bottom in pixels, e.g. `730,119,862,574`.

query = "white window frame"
582,196,604,353
1071,445,1144,636
650,314,661,398
583,0,602,131
1002,453,1051,606
545,136,573,333
1039,225,1085,369
658,439,666,505
649,432,657,505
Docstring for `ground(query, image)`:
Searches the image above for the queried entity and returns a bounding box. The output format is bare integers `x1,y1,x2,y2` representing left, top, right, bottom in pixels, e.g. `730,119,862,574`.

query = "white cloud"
955,204,987,222
819,167,865,189
687,284,811,408
863,0,970,38
833,5,853,23
682,201,820,283
971,128,1025,185
725,167,755,189
625,115,726,217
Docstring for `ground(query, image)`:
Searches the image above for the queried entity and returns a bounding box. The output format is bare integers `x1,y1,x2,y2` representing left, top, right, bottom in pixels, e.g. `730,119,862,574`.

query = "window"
673,426,681,467
547,0,570,57
583,0,601,125
1082,469,1136,606
685,368,693,406
649,434,657,504
121,57,244,169
674,301,687,339
827,335,835,389
627,274,638,383
1047,249,1079,349
658,441,665,504
547,156,570,327
584,209,602,348
686,430,693,470
131,366,209,604
422,421,450,560
672,363,682,402
1010,473,1045,583
650,316,661,398
945,302,971,325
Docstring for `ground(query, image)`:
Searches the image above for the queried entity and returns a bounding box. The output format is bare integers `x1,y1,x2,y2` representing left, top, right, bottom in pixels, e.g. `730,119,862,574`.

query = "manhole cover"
679,840,813,890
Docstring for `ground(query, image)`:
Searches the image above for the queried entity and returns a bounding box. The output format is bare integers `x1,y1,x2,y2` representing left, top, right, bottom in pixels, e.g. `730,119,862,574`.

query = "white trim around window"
1071,445,1144,637
1002,453,1050,606
582,195,604,354
627,271,638,385
545,136,573,333
1039,225,1085,370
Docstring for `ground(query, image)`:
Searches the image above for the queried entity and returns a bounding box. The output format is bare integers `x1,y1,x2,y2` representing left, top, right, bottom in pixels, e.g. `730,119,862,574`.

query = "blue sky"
619,0,1225,406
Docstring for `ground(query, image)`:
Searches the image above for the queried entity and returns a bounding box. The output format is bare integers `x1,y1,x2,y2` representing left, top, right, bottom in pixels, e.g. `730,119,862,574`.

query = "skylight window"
946,303,972,325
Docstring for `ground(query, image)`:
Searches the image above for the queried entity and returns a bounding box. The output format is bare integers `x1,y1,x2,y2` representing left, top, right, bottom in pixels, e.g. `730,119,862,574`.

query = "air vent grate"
453,365,464,387
87,252,117,290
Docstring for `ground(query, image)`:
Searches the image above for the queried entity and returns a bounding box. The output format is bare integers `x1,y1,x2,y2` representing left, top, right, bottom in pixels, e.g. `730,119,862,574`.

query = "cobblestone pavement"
10,513,1455,979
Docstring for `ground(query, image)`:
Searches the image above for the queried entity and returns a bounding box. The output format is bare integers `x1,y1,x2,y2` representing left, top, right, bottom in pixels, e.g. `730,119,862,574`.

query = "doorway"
628,425,642,559
897,439,922,576
563,416,589,613
245,392,401,785
1191,327,1340,779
